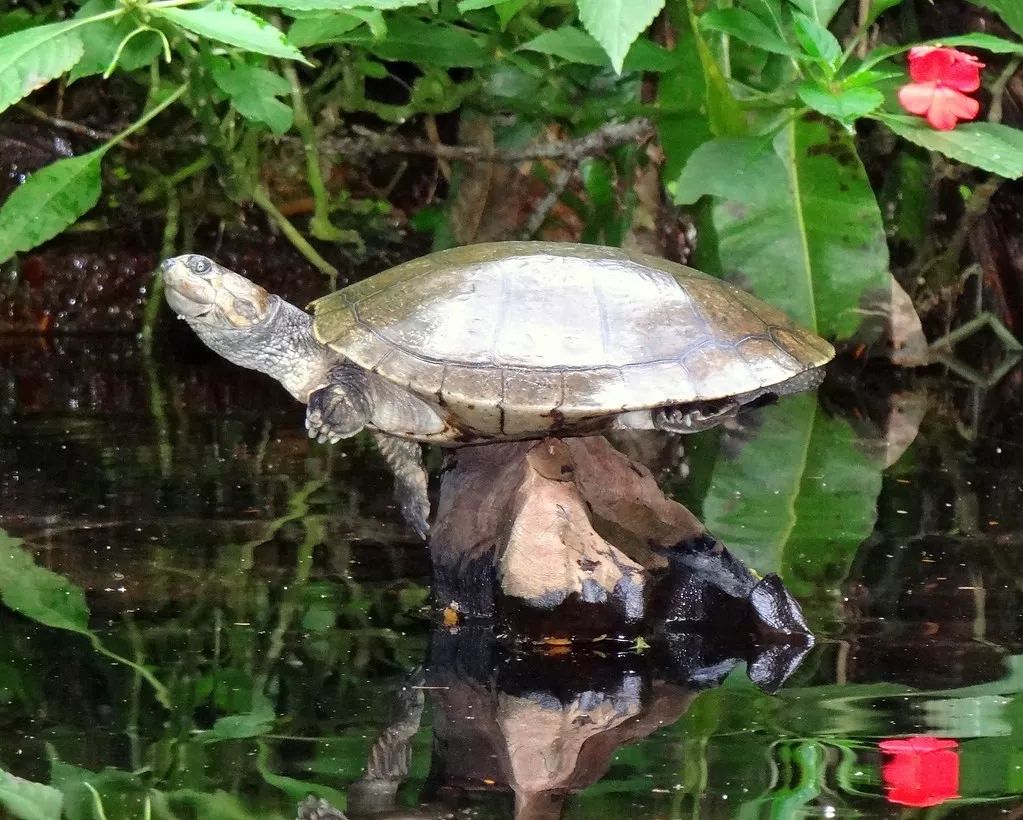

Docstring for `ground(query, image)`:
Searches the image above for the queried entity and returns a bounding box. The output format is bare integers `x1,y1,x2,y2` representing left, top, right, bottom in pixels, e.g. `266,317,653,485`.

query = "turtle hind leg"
653,400,739,434
372,432,430,540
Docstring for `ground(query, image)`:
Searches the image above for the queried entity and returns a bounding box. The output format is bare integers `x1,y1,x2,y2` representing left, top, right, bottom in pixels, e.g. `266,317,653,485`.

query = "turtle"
161,241,834,536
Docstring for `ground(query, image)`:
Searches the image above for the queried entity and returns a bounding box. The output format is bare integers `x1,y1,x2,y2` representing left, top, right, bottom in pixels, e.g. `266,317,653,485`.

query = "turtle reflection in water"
162,242,834,536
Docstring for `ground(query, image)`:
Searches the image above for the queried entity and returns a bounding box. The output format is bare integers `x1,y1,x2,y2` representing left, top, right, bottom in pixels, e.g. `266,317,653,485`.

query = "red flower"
897,46,985,131
879,736,960,808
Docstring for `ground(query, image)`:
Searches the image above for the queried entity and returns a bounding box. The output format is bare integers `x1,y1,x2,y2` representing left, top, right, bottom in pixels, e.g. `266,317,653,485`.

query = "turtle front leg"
306,366,372,443
652,400,739,433
372,433,430,539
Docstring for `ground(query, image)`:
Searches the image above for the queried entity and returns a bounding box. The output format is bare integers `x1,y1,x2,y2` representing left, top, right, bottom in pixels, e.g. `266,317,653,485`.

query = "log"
429,435,812,644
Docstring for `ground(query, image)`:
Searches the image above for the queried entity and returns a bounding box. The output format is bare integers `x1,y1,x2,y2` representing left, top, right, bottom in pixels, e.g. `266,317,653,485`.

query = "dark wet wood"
429,436,708,627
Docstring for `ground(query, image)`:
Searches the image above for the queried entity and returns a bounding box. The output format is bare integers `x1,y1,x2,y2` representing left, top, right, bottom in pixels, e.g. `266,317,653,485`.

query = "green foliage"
0,22,84,115
0,150,105,263
1,0,1023,338
155,2,308,61
576,0,666,73
691,392,884,622
0,530,90,634
881,115,1023,178
968,0,1023,38
0,768,62,820
693,119,890,337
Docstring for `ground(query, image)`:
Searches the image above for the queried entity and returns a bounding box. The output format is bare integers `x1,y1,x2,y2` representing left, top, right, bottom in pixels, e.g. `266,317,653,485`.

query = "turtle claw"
306,383,368,444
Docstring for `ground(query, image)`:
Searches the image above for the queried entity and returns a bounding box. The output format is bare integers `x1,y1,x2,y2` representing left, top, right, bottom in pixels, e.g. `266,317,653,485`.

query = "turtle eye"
190,256,212,275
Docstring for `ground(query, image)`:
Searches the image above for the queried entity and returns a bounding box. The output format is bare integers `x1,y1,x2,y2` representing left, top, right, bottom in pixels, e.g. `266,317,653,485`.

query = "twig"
319,118,654,164
521,162,578,239
252,185,340,287
17,102,134,147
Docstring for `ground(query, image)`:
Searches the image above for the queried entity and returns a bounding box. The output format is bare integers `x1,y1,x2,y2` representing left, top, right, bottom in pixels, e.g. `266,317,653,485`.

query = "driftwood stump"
429,435,810,642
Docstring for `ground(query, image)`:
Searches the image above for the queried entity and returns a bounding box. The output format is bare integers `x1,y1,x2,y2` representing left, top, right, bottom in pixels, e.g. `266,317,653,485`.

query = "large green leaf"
0,769,62,820
0,149,105,264
0,22,84,116
155,2,308,62
696,393,884,622
0,530,90,634
880,115,1023,179
967,0,1023,38
702,117,890,338
576,0,665,73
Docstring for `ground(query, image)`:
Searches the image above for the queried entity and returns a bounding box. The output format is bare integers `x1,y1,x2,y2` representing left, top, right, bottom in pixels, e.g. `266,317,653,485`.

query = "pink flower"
897,46,985,130
879,736,960,807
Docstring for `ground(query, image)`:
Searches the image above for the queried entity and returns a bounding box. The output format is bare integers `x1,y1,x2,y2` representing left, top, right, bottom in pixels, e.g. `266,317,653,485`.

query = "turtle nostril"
160,258,175,273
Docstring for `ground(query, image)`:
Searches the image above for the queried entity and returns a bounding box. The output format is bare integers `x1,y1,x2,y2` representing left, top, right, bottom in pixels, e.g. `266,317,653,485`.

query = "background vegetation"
2,0,1023,346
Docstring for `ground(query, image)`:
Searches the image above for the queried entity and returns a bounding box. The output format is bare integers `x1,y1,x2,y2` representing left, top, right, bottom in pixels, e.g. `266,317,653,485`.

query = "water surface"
1,338,1022,818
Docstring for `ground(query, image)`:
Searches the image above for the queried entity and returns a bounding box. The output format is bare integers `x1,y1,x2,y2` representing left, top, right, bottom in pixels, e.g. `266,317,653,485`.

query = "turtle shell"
311,242,834,436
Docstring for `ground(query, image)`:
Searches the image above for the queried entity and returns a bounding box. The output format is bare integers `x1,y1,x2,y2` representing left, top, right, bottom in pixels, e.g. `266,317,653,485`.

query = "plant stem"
281,59,361,247
251,186,339,286
106,84,188,150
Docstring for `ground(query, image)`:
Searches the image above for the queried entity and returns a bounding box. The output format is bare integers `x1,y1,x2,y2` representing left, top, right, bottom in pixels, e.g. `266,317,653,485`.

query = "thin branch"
16,102,132,146
319,118,655,164
521,162,578,239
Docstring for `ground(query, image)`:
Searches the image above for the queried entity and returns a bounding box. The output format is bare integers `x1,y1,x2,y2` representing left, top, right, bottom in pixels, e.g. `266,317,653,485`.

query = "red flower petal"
897,82,980,130
927,87,980,130
908,46,983,92
898,82,936,115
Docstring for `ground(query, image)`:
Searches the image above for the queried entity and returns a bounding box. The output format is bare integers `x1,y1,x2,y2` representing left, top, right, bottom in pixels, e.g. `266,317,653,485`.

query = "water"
1,337,1022,819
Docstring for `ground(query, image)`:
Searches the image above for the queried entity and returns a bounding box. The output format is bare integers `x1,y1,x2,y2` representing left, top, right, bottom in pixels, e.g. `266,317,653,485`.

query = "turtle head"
162,254,276,329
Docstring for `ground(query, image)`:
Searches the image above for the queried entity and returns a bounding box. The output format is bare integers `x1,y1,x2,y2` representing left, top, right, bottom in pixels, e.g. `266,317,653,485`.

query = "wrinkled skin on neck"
162,254,333,400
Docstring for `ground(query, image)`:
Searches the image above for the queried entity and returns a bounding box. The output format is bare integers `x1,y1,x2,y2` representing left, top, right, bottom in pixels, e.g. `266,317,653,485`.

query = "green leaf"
0,768,62,820
212,61,293,134
798,84,883,123
520,26,606,65
247,0,425,8
792,11,841,68
702,117,890,338
576,0,666,74
0,531,90,634
0,149,105,265
49,762,149,820
155,1,308,62
203,702,276,741
787,0,845,25
457,0,504,9
495,0,530,28
671,137,787,205
858,32,1023,73
0,22,85,116
327,16,490,66
288,12,366,46
68,0,163,82
879,116,1023,178
696,393,883,621
967,0,1023,39
867,0,905,24
700,8,799,57
519,26,674,71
